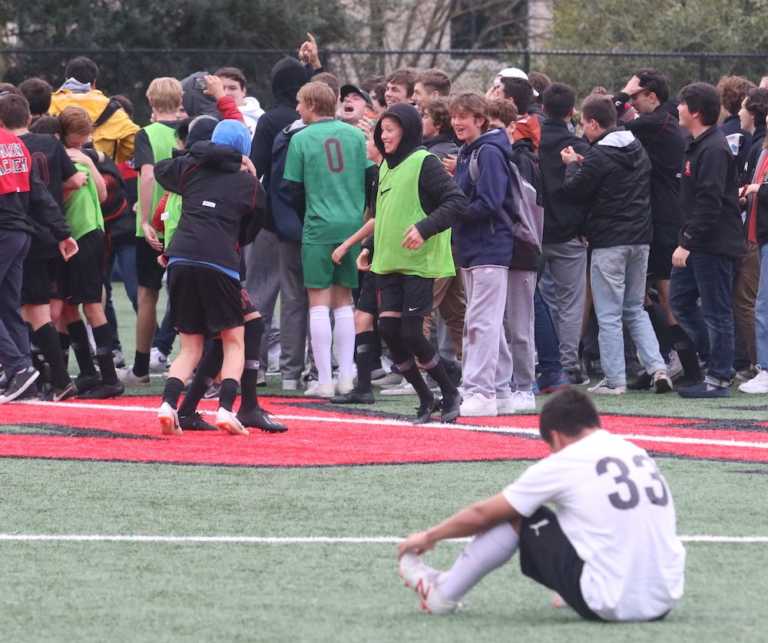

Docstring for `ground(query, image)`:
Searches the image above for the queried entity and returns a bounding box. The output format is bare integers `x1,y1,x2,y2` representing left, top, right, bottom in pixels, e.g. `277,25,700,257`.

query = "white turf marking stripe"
0,534,765,544
16,400,768,451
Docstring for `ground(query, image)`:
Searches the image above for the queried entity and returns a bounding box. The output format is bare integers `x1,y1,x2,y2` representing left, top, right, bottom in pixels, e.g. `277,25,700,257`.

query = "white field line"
0,534,765,544
15,400,768,451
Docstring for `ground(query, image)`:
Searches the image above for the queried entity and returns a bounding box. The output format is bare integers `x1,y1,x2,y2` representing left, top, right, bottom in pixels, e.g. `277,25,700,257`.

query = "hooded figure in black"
369,103,466,424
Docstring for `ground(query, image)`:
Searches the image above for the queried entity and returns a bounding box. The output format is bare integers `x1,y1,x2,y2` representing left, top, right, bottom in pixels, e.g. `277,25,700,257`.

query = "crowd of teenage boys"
1,33,767,434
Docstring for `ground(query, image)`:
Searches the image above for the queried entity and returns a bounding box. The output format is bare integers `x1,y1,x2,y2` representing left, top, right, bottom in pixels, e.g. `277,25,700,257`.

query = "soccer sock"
669,324,701,380
401,316,459,399
162,377,185,409
178,340,223,417
133,350,150,378
219,378,239,412
354,331,377,394
240,318,264,412
437,522,519,603
425,357,459,400
309,305,333,385
332,305,356,382
92,323,118,384
399,361,434,403
67,320,97,377
33,323,72,390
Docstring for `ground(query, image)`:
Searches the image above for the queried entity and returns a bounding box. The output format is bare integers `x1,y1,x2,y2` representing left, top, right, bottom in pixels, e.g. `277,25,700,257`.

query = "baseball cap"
494,67,538,97
340,84,373,107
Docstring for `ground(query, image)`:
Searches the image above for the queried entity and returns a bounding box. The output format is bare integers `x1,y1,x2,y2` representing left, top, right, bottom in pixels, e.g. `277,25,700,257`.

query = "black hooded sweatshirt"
372,103,466,241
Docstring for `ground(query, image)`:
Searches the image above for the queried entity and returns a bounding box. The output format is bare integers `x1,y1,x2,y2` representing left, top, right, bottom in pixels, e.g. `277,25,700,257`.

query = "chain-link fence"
2,47,766,123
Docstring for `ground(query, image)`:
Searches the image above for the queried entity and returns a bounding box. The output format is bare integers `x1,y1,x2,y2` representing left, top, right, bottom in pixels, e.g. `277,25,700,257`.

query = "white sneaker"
214,407,249,435
158,402,181,435
739,369,768,394
460,393,498,417
588,379,626,395
336,378,355,395
381,382,415,396
667,351,684,381
511,390,536,411
282,379,299,391
304,381,335,398
119,367,150,386
149,347,169,373
495,395,517,414
652,370,673,394
399,553,459,615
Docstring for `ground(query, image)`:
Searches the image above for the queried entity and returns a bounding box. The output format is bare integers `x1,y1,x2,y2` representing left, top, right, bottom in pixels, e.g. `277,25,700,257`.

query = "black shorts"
21,256,58,305
240,287,257,316
56,229,106,305
168,264,244,335
356,271,378,315
375,273,433,317
647,226,678,281
519,507,601,621
136,237,165,291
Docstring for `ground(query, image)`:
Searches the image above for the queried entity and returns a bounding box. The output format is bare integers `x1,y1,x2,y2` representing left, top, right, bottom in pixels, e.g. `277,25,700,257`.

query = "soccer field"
1,289,767,642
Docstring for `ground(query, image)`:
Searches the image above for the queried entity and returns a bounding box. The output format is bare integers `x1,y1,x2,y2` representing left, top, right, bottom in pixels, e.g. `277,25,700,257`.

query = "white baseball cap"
494,67,538,97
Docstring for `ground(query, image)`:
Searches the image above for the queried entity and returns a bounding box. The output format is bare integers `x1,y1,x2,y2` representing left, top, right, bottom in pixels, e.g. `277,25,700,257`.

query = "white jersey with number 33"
503,429,686,621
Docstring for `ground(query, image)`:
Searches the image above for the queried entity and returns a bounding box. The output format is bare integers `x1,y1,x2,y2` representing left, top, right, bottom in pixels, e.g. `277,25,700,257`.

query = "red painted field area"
1,396,767,467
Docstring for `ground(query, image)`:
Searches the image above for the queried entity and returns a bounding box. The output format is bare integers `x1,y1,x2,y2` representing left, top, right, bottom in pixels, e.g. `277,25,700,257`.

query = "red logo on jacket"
683,160,692,177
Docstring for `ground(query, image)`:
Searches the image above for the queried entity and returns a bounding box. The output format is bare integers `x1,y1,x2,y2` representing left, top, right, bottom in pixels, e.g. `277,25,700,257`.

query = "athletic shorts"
356,271,377,315
647,225,679,281
55,229,106,305
375,273,433,317
21,256,58,305
168,264,243,335
518,507,601,621
301,243,359,290
136,237,165,291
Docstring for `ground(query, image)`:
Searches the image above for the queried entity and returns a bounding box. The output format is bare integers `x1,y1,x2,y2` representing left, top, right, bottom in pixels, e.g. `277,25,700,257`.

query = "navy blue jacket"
454,128,516,268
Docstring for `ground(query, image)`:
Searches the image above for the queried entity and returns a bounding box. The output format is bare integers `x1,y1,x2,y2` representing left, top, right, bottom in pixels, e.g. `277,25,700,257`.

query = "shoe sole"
159,415,182,435
215,419,249,436
0,370,41,404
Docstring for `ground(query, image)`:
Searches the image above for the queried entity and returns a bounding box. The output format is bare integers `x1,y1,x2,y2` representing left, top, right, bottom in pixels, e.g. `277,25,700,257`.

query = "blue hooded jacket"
454,127,516,268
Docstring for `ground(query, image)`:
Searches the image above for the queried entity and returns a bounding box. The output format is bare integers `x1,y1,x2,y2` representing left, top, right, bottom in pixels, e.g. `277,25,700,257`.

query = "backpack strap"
468,146,482,183
93,98,123,128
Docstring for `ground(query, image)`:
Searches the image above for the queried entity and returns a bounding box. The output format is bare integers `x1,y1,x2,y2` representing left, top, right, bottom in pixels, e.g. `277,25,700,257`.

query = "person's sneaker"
118,367,150,386
414,397,441,424
370,367,387,381
496,395,517,414
158,402,182,435
331,389,375,404
78,381,125,399
335,378,355,396
511,390,536,412
256,370,267,387
460,393,498,417
372,372,403,387
149,347,169,373
304,381,335,398
536,371,569,395
399,553,459,615
627,372,652,391
282,378,299,391
565,366,590,386
588,379,626,395
53,381,78,402
653,370,673,394
214,407,249,435
735,365,759,383
738,369,768,394
203,382,221,399
0,367,40,404
667,351,684,381
74,373,101,395
112,349,126,369
677,381,731,398
441,393,461,423
237,407,288,433
178,412,218,432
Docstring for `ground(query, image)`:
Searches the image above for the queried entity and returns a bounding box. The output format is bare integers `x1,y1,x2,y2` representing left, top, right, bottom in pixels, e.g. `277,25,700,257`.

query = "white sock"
437,522,519,602
332,305,356,381
309,305,332,385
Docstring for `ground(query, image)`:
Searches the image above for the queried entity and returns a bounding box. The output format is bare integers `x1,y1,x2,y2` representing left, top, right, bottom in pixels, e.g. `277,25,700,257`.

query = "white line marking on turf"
16,400,768,451
0,534,765,544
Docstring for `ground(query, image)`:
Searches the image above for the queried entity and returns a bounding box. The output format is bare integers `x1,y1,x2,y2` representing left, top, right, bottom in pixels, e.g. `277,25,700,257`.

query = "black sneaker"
440,393,462,424
331,389,375,404
414,397,441,424
74,373,101,395
78,381,125,399
677,381,730,398
236,407,288,433
627,372,652,391
565,366,590,386
179,412,218,431
0,366,40,404
53,381,78,402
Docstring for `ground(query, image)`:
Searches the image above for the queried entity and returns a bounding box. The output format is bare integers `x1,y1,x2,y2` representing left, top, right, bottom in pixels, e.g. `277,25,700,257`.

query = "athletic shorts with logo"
375,273,433,317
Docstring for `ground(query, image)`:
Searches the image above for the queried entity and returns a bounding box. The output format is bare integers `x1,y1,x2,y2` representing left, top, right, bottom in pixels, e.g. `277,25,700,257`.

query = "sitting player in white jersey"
398,387,686,621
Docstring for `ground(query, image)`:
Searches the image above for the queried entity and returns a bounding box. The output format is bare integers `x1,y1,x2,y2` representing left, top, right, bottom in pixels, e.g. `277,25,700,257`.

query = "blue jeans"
153,293,177,357
754,244,768,368
534,288,562,377
590,245,665,387
670,252,736,384
106,241,138,351
0,231,32,373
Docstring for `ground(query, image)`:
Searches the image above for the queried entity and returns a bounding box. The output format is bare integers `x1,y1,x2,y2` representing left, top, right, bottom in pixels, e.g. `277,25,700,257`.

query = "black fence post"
523,49,531,73
699,54,707,83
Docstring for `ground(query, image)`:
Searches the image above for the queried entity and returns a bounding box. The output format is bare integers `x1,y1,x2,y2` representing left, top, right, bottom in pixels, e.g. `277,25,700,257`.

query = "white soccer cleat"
335,378,355,396
149,347,169,373
215,407,249,436
158,402,182,436
398,553,459,615
304,381,335,398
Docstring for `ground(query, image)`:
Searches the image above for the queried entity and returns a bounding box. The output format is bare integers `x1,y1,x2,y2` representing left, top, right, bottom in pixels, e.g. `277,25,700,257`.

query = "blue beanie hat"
211,119,251,157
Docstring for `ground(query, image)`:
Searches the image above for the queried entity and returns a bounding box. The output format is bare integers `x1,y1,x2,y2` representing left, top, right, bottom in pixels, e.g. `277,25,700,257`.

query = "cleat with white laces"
398,553,459,615
158,402,182,435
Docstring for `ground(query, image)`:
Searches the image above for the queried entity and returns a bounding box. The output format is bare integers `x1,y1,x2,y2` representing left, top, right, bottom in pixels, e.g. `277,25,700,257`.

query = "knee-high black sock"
669,324,701,380
240,318,264,412
58,331,70,371
178,340,223,417
219,378,239,411
378,316,432,403
92,323,118,384
401,316,459,399
34,323,72,390
67,320,97,377
399,362,434,402
354,330,377,394
133,351,150,378
163,376,185,409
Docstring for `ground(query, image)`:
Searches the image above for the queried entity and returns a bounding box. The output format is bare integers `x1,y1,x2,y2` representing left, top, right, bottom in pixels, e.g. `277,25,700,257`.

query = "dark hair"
528,71,551,103
717,75,756,116
386,68,417,97
64,56,99,85
539,388,601,444
417,69,451,96
215,66,247,91
500,77,533,114
450,92,490,131
18,77,52,115
581,93,617,129
679,82,721,126
0,93,30,129
543,82,576,120
361,76,387,108
423,97,453,134
29,114,61,136
635,68,670,104
745,87,768,128
312,72,340,100
111,94,135,118
487,98,518,127
0,82,20,96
